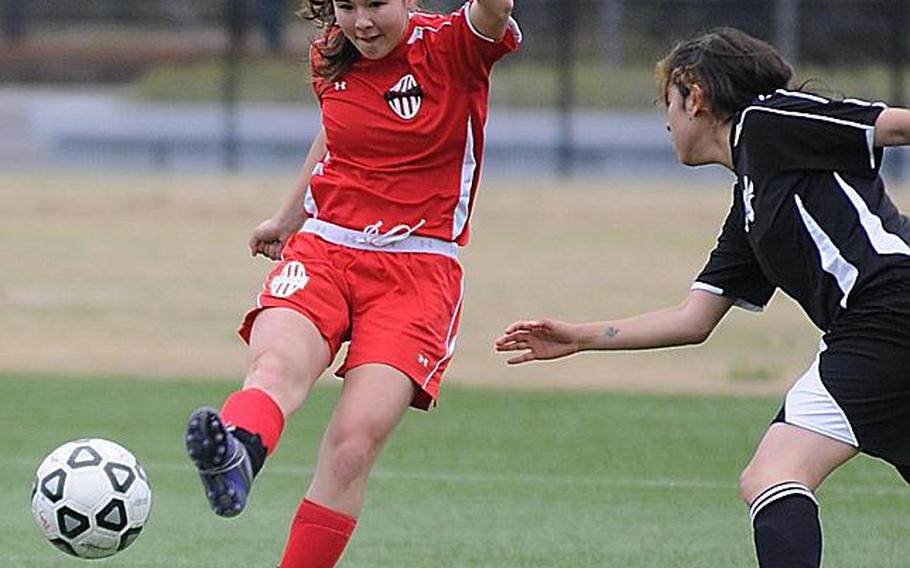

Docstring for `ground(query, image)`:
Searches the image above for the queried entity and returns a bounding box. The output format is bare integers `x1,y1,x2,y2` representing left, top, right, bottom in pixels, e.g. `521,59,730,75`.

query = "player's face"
334,0,411,60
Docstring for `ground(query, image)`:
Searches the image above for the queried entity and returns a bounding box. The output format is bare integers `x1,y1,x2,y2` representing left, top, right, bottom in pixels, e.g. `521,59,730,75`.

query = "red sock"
278,499,357,568
220,388,285,455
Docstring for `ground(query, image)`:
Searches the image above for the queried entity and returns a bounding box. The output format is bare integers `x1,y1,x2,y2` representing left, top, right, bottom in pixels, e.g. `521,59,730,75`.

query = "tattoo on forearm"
604,326,620,338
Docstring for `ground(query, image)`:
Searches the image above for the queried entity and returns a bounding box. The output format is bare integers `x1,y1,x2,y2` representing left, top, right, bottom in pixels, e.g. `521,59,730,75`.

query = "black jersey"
694,90,910,331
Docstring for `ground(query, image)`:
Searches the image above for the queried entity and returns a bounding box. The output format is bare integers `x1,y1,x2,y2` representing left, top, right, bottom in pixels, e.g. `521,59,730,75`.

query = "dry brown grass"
2,172,907,396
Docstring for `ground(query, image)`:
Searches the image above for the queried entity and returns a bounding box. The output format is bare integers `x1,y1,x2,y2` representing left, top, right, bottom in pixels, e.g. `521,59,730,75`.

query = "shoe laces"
199,440,249,476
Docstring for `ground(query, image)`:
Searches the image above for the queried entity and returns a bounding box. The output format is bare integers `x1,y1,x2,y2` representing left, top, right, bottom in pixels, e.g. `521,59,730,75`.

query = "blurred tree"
260,0,288,52
2,0,26,44
774,0,799,65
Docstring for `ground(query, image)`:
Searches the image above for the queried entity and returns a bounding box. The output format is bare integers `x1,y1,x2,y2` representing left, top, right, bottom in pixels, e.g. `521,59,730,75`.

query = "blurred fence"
0,0,907,177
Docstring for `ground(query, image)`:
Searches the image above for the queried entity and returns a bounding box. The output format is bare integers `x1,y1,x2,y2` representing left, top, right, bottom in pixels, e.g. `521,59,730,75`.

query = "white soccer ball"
30,438,152,559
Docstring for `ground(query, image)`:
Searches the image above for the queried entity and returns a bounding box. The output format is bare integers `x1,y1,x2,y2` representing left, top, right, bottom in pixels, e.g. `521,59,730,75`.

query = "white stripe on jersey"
452,117,476,240
305,156,326,217
408,22,452,45
843,98,888,108
794,194,858,309
773,89,886,110
773,89,830,104
407,13,452,45
833,172,910,256
733,106,878,170
304,186,317,217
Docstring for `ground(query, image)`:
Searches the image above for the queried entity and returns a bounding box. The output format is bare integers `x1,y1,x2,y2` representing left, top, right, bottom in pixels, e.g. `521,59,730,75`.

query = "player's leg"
740,423,858,568
278,363,416,568
187,308,331,517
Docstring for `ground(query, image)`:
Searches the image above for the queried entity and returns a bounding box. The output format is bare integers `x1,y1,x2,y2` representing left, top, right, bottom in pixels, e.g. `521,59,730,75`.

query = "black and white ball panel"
31,438,152,559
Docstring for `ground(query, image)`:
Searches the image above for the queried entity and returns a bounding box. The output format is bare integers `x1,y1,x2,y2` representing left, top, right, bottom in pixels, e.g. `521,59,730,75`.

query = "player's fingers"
252,239,274,258
495,339,529,352
495,331,534,348
265,242,283,260
507,352,536,365
494,333,519,347
504,320,542,334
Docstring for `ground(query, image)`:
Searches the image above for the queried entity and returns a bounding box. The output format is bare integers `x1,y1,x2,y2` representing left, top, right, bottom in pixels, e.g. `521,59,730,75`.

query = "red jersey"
305,3,521,246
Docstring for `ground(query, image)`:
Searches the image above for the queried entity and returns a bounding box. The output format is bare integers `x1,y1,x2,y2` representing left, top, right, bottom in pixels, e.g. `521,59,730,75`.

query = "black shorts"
773,267,910,477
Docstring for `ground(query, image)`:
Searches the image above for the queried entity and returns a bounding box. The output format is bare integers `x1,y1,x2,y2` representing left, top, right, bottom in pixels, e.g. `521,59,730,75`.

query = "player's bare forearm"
575,291,733,352
496,291,734,365
469,0,513,41
874,108,910,147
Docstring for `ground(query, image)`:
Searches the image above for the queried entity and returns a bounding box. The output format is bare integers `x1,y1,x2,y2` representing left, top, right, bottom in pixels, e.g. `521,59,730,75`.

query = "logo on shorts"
269,261,309,298
384,74,422,120
417,354,430,368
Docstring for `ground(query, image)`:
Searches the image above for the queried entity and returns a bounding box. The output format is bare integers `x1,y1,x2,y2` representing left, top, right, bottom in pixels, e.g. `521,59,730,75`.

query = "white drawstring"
357,219,426,247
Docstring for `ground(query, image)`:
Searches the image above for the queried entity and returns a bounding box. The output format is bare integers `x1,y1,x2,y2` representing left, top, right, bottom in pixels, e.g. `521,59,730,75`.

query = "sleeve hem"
691,282,766,312
464,2,523,45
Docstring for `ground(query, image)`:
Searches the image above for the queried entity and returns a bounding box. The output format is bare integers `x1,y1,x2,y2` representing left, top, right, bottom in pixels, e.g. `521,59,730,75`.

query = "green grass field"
2,374,907,567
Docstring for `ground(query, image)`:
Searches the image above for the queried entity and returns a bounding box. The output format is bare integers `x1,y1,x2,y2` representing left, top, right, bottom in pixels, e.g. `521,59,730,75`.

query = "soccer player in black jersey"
496,27,910,568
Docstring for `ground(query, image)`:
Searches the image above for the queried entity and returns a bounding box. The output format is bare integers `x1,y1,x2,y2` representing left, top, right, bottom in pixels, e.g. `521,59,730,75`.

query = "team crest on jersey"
269,261,309,298
384,74,423,120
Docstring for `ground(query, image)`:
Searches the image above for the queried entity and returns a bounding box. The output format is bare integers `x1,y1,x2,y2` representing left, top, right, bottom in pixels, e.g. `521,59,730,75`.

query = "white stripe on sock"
750,481,818,523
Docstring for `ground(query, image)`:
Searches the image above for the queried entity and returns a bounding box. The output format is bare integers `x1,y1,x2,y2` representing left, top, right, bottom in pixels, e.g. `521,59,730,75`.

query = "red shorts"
239,231,464,410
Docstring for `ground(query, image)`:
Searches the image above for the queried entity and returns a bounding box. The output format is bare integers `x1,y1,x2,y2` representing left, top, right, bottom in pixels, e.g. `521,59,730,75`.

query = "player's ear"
687,83,714,120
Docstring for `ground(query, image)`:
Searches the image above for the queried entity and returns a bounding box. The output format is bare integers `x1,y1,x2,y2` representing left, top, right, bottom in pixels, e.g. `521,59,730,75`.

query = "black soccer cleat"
185,407,253,518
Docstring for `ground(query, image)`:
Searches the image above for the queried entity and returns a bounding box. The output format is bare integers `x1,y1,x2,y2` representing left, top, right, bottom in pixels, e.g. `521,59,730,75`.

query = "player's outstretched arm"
469,0,514,41
495,290,734,365
874,108,910,147
250,128,327,260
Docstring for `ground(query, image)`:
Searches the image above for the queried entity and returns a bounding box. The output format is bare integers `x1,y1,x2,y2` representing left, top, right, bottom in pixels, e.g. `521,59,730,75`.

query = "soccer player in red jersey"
184,1,520,566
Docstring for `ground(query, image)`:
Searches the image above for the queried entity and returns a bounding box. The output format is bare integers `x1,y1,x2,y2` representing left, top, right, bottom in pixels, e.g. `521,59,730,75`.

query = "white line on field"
2,555,199,567
8,456,908,498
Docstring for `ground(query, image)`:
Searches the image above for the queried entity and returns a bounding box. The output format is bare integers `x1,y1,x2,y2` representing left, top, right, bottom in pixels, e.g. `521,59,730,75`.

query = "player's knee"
245,351,306,410
739,464,766,505
740,463,807,505
326,434,380,488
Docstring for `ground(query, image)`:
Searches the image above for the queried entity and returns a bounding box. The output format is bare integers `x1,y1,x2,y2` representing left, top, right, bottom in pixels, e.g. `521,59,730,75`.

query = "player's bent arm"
469,0,514,41
249,128,327,258
577,290,735,352
874,108,910,147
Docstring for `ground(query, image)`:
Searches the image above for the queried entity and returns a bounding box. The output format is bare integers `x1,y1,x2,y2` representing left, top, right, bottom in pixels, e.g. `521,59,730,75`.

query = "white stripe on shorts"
784,340,858,447
422,275,465,389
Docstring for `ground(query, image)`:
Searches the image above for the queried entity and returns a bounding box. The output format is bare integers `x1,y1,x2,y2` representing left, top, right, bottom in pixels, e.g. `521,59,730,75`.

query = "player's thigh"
740,422,858,504
326,363,417,448
245,307,332,412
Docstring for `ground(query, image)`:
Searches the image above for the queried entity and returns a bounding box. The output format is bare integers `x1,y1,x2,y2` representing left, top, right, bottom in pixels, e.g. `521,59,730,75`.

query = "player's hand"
494,319,580,365
249,217,297,260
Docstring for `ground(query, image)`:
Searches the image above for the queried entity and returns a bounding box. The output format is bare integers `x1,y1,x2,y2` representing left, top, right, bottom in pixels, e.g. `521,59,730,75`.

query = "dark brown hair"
656,27,793,122
299,0,422,81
